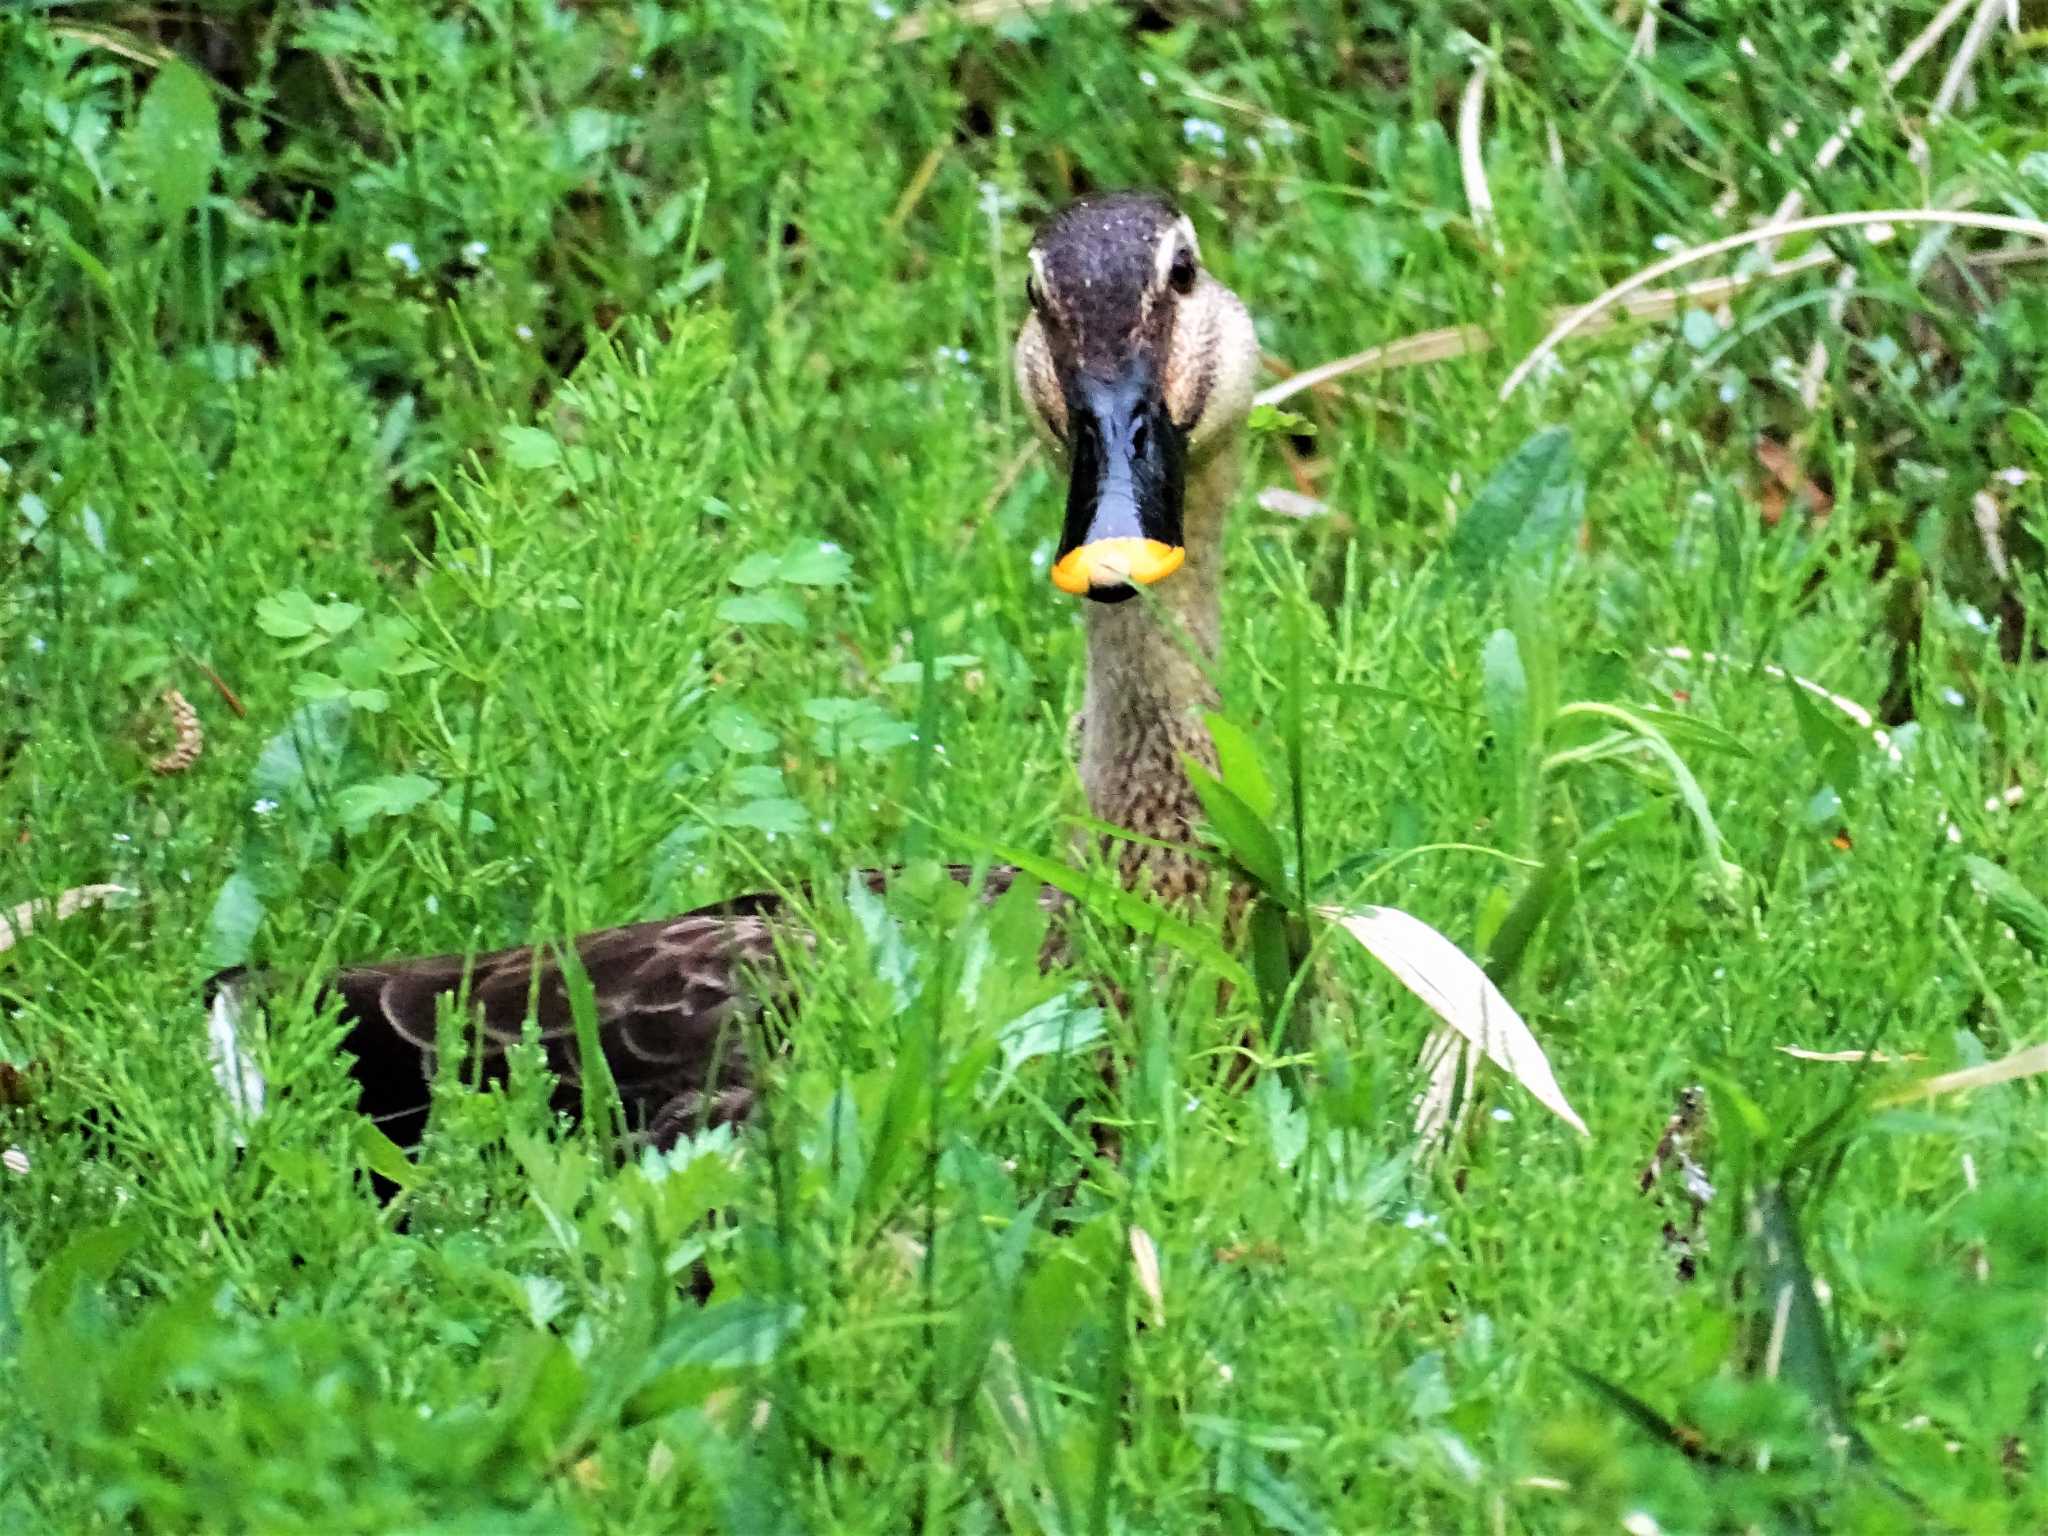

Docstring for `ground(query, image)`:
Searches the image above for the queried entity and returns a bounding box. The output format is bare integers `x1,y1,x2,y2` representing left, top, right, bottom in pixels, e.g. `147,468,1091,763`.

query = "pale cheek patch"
1184,287,1257,452
1013,316,1068,442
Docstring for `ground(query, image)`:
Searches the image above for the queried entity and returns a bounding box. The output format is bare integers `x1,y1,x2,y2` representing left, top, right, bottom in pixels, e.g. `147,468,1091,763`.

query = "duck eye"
1168,247,1197,295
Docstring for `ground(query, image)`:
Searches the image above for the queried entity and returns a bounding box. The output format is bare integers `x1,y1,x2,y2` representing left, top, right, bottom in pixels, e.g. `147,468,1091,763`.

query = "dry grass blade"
1927,0,2014,130
1254,251,1835,409
1876,1041,2048,1105
1319,903,1589,1136
0,883,131,954
890,0,1107,42
1499,208,2048,400
1256,239,2047,410
1128,1225,1164,1327
1458,64,1496,248
1413,1023,1478,1144
1756,0,1978,252
1656,644,1896,759
1255,324,1496,408
1777,1046,1926,1063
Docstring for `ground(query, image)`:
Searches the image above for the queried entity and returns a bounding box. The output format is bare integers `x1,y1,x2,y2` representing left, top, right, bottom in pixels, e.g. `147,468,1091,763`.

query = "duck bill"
1050,365,1188,603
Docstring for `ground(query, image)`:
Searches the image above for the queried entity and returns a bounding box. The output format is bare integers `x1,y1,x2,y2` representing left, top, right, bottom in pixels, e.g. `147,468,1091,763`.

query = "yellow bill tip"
1050,538,1185,595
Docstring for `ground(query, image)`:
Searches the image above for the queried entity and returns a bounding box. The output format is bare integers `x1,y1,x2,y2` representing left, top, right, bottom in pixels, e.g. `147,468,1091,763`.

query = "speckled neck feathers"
1079,446,1239,903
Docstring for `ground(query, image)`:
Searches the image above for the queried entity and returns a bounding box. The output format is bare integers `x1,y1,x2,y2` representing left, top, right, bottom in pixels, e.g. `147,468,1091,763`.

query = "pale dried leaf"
1320,904,1589,1136
1413,1023,1478,1144
0,883,131,954
1256,487,1331,520
1877,1041,2048,1106
207,986,269,1130
1128,1225,1164,1327
1777,1046,1926,1063
891,0,1107,42
1457,65,1495,245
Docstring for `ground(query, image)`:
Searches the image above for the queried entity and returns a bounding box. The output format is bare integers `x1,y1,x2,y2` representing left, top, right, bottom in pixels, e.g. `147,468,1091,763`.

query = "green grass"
4,1,2047,1530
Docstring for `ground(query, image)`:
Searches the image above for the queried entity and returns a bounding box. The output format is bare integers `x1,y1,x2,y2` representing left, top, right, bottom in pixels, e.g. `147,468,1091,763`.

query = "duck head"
1014,192,1258,603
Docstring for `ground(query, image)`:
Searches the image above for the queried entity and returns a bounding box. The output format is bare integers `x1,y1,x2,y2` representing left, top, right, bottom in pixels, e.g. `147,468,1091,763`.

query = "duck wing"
329,898,789,1147
290,864,1041,1148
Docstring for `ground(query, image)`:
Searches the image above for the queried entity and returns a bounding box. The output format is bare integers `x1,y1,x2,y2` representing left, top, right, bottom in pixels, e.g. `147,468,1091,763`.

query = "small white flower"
384,241,422,276
1490,1107,1514,1123
1737,35,1757,57
111,833,130,844
27,635,45,654
870,0,896,16
1138,69,1158,87
1942,687,1967,709
629,63,647,79
251,798,279,816
1181,116,1226,148
515,323,534,341
461,239,489,262
1651,232,1683,253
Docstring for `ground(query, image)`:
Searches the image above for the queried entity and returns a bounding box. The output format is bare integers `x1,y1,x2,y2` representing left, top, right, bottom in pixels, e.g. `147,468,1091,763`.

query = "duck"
211,191,1262,1151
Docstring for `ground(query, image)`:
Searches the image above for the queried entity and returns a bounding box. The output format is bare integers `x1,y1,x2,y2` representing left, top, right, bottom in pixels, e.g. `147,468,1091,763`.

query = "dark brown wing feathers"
322,864,1037,1149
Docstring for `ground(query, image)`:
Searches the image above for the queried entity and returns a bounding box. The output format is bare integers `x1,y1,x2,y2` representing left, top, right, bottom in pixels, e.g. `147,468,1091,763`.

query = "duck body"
216,192,1259,1150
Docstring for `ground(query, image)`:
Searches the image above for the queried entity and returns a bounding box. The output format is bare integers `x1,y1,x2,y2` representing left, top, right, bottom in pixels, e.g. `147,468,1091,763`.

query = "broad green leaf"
1784,673,1864,792
314,599,364,637
987,841,1251,991
1246,402,1316,437
254,589,320,639
1961,856,2048,959
1553,701,1740,891
778,540,853,586
729,764,786,798
1481,628,1529,849
290,672,349,702
334,773,440,834
249,699,352,808
1608,703,1750,760
352,1122,417,1189
1186,761,1287,892
499,425,563,469
1206,713,1278,823
713,798,809,835
1743,1183,1862,1453
727,551,784,588
133,58,218,225
1446,428,1581,589
708,706,776,754
716,592,806,630
1480,628,1527,752
202,871,265,969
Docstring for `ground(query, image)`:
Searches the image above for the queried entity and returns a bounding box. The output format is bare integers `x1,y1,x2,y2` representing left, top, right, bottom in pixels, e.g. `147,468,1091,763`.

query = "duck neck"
1076,444,1238,889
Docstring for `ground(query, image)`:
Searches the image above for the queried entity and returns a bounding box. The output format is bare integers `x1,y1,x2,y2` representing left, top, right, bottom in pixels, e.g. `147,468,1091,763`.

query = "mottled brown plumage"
218,192,1259,1151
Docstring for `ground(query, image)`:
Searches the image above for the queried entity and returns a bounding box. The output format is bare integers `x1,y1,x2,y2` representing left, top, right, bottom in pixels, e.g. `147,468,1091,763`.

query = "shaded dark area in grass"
4,2,2047,1530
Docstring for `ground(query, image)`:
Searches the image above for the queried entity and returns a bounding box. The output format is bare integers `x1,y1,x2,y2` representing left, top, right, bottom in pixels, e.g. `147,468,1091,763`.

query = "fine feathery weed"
4,2,2047,1531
